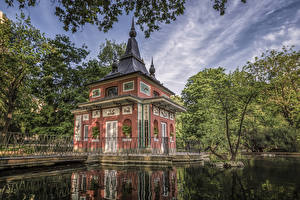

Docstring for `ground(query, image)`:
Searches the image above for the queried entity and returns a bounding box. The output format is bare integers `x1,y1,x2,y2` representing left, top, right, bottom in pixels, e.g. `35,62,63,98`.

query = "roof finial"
149,57,156,77
129,17,137,38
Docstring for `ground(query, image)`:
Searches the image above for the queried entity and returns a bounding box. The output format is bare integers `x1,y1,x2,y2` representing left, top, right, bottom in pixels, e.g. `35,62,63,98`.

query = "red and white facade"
72,21,185,154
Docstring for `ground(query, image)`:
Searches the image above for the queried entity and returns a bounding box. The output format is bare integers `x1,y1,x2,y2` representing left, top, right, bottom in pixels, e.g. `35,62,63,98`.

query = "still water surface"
0,157,300,200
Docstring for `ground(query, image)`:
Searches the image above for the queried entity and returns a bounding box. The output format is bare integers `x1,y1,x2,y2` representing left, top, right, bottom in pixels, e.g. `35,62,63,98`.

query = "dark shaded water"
1,157,300,200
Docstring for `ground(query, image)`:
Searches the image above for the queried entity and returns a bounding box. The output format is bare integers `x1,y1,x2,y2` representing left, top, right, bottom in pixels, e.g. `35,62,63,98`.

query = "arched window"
122,119,132,137
106,86,118,97
153,90,160,97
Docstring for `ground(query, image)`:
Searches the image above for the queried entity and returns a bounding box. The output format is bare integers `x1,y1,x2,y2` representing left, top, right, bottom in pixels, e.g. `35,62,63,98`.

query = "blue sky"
1,0,299,95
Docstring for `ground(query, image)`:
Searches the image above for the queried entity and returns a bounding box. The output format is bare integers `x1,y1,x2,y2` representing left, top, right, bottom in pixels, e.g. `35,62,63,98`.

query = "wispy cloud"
142,0,300,94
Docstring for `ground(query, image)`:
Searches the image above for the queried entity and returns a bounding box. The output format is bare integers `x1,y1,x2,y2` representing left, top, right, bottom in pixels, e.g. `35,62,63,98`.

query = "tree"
245,47,300,128
14,38,125,135
22,35,89,135
80,39,126,85
241,47,300,152
0,15,49,135
4,0,247,37
181,68,259,160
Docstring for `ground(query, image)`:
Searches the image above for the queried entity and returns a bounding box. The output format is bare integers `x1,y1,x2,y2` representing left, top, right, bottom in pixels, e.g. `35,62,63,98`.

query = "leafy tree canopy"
0,14,49,134
181,68,259,160
4,0,246,37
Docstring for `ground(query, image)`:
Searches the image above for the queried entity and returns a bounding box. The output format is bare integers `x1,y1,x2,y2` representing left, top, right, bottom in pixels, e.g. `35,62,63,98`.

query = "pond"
0,157,300,200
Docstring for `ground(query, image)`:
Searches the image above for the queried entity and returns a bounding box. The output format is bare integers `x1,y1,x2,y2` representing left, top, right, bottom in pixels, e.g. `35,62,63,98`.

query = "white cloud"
142,0,300,95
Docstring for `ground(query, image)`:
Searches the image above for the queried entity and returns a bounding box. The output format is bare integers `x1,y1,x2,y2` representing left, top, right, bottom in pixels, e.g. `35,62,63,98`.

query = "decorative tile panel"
123,81,134,92
122,105,133,115
160,109,169,119
103,107,120,117
92,110,100,118
153,106,159,116
140,81,150,96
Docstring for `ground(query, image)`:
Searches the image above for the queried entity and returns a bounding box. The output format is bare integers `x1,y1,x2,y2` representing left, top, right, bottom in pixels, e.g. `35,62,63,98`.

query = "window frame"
123,80,134,92
140,81,151,96
153,90,160,97
83,125,89,141
105,86,118,97
91,88,101,98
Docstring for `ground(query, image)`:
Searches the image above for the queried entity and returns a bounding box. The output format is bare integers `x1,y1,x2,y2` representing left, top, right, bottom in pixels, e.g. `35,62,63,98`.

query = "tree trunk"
2,96,14,137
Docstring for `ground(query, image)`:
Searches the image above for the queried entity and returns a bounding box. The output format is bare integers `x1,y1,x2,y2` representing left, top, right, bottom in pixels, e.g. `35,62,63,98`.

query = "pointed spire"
129,17,137,38
109,18,149,77
149,57,156,77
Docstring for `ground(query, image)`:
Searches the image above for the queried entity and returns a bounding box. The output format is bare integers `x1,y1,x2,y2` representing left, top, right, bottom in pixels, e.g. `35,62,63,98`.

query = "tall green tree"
245,47,300,128
20,35,89,135
241,47,300,152
0,15,49,135
182,68,259,160
15,38,125,135
4,0,247,37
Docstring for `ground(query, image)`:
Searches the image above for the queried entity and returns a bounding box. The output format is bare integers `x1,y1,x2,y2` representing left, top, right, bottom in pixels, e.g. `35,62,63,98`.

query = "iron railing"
0,132,178,158
176,139,203,154
0,132,74,157
73,136,176,155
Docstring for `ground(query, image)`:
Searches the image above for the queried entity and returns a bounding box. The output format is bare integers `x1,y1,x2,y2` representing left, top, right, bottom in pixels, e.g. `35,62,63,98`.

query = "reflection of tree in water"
177,159,300,200
0,174,71,200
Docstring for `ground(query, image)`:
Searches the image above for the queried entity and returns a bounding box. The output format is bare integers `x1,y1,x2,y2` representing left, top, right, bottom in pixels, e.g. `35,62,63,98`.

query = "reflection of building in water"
104,170,117,199
71,168,177,200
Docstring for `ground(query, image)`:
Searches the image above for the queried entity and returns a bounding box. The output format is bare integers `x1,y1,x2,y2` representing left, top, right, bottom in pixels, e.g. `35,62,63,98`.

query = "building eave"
144,97,186,112
73,95,186,114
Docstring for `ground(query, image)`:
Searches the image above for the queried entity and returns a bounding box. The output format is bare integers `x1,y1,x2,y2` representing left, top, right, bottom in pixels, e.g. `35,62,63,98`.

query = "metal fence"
74,136,176,155
176,140,203,154
0,132,74,157
0,132,179,158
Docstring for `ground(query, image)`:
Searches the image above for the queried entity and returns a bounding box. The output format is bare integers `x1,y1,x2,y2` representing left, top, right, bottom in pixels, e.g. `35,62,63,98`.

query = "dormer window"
91,88,101,98
106,86,118,97
153,91,160,97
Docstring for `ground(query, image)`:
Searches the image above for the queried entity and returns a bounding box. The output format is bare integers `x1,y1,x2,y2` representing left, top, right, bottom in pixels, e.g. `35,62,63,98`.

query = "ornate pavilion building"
72,20,185,154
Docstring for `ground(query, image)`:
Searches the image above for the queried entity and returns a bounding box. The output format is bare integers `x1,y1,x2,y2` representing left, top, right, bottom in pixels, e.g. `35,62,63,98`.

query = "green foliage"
122,125,132,137
154,127,159,136
0,14,126,136
245,46,300,129
180,47,300,157
92,126,100,139
0,14,49,134
181,68,259,160
170,132,174,137
241,47,300,151
5,0,246,37
98,40,126,67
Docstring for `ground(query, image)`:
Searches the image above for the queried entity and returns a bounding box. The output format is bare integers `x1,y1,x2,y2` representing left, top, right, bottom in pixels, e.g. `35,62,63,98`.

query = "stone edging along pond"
3,152,296,170
0,153,207,170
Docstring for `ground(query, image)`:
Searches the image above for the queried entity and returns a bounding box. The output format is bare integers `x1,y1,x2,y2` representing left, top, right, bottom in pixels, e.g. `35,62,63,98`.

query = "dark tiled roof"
87,19,175,95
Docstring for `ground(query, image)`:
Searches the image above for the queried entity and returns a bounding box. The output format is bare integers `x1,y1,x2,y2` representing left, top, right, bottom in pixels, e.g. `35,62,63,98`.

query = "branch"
208,144,227,160
234,93,255,154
